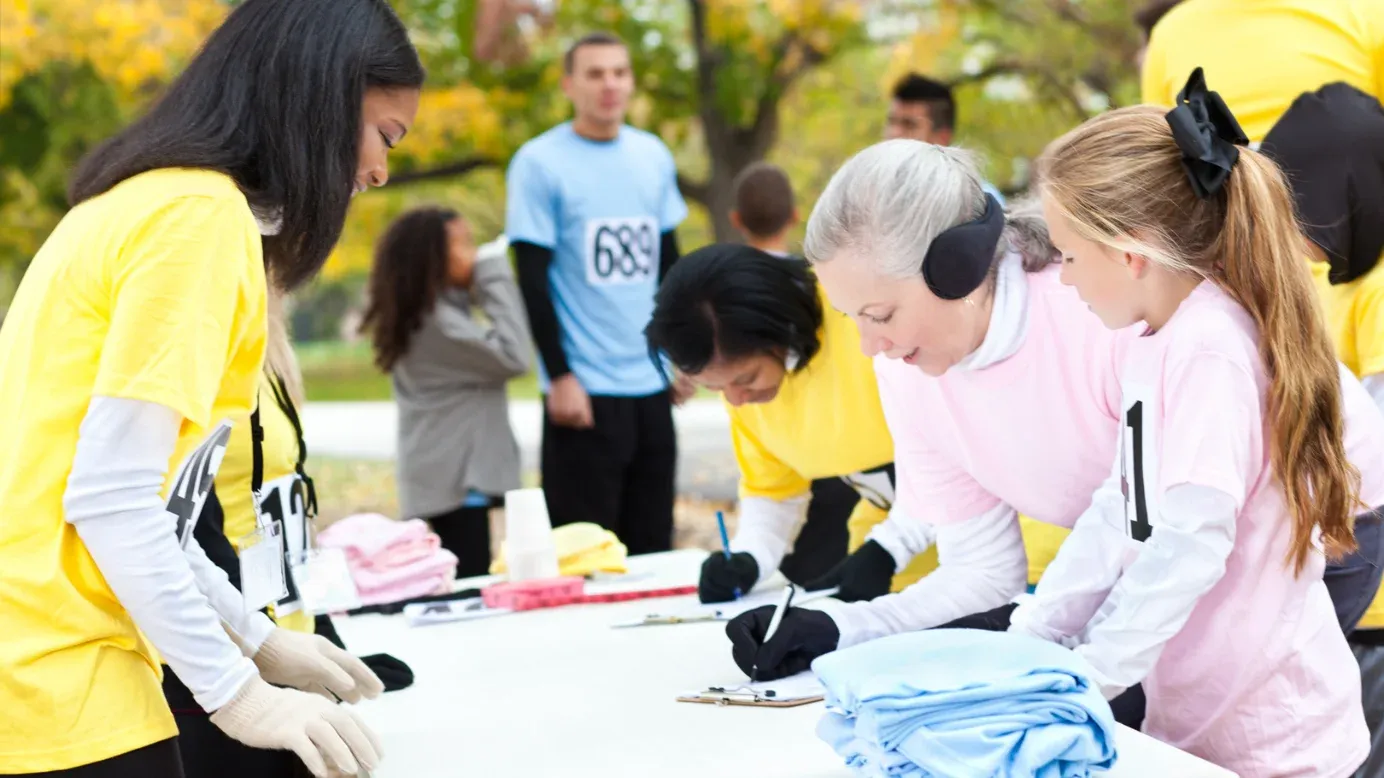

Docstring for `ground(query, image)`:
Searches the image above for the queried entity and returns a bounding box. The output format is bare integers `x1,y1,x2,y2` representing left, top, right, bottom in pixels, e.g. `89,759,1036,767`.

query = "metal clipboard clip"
703,685,778,706
612,612,724,628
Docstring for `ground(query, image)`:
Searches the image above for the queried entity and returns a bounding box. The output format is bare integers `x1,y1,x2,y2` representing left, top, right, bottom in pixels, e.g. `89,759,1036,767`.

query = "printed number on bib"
1118,385,1160,543
258,474,311,615
584,216,658,286
167,420,234,549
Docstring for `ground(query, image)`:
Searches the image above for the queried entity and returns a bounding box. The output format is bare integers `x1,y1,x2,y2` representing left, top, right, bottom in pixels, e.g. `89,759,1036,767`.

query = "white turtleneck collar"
253,207,282,237
952,252,1029,372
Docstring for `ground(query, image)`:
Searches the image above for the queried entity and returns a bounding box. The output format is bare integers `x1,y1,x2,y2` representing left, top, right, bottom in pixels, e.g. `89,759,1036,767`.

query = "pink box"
481,576,586,611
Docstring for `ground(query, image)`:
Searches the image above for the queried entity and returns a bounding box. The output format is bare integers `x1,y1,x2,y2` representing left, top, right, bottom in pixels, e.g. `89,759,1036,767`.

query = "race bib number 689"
584,216,658,286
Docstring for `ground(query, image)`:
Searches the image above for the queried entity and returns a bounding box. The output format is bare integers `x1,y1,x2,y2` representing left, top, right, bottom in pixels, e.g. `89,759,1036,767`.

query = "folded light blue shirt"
812,629,1117,778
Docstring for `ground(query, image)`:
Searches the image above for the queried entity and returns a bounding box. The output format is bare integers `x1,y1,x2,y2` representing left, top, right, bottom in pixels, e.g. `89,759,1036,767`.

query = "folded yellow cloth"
490,522,629,577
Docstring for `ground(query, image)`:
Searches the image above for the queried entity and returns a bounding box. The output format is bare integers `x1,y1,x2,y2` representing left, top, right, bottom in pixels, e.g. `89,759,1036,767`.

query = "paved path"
302,399,741,502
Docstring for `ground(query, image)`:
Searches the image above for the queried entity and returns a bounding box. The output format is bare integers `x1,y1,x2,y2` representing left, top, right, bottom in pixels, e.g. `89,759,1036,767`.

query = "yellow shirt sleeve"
1370,0,1384,100
729,406,811,502
1140,25,1172,107
93,194,260,428
1352,268,1384,377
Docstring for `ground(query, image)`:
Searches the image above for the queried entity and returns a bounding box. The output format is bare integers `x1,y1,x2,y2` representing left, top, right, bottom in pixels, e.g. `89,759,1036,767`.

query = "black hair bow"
1165,67,1249,199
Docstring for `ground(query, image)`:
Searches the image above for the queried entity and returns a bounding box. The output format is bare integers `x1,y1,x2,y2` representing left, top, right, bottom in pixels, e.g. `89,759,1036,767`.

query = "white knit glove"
210,675,383,777
253,628,385,704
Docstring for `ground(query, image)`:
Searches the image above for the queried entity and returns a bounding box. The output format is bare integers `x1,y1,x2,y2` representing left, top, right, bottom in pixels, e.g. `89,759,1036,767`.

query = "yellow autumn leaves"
1,0,225,110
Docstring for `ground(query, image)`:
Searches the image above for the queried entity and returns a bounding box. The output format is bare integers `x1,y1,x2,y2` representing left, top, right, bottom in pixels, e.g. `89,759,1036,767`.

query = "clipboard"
676,673,825,708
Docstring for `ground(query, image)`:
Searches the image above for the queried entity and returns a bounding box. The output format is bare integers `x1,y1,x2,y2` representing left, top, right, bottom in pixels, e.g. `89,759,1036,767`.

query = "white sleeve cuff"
1073,484,1237,692
805,503,1027,649
730,495,809,585
866,509,937,571
65,396,258,711
184,532,278,653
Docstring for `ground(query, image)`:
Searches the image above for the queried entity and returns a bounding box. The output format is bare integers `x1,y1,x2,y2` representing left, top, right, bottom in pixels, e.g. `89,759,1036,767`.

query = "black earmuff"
920,193,1006,300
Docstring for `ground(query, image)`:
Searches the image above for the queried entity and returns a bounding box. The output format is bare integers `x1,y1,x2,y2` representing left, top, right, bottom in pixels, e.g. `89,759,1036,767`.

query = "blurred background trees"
0,0,1143,395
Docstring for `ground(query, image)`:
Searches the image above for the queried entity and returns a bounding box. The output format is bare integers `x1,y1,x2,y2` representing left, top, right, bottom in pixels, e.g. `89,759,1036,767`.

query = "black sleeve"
512,240,570,380
658,229,681,285
192,485,243,591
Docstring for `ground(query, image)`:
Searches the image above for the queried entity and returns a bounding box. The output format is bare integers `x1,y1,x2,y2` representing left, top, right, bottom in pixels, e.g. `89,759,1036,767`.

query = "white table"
335,551,1236,778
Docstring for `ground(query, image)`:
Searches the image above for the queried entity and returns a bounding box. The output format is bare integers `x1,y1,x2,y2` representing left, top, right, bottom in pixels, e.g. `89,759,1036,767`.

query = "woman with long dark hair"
0,1,423,776
361,207,531,577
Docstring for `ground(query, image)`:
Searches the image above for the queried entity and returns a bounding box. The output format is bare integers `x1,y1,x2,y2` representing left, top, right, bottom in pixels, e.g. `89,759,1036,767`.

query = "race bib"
1118,382,1161,543
258,473,312,615
584,216,658,286
239,520,287,613
166,420,234,549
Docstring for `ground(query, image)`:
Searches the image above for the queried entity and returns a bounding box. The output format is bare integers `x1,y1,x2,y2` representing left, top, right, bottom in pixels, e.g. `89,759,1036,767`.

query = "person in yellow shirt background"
1140,0,1384,635
1141,0,1383,144
0,1,422,776
1142,4,1384,774
715,162,906,594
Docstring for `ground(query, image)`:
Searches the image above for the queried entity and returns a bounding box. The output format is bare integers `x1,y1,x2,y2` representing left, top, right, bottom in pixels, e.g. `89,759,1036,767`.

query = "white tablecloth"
334,550,1236,778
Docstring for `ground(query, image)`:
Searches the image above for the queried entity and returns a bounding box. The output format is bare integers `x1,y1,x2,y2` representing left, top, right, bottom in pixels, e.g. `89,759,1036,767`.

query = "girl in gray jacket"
361,206,532,576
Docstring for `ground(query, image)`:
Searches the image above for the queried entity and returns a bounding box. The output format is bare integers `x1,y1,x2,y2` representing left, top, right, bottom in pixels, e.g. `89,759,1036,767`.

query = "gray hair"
804,139,1059,281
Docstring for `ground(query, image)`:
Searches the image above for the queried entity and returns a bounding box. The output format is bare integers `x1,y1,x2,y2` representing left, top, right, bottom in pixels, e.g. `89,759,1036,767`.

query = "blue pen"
716,511,742,600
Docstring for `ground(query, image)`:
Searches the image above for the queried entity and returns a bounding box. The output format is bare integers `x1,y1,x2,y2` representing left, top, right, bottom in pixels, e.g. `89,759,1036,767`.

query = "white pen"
751,584,798,681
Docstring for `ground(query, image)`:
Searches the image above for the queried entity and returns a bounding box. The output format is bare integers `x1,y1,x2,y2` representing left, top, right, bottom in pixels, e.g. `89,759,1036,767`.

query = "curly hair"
359,206,459,372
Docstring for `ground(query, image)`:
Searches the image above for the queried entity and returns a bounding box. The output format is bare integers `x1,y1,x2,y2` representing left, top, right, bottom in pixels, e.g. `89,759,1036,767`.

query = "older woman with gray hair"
724,139,1139,688
725,139,1384,734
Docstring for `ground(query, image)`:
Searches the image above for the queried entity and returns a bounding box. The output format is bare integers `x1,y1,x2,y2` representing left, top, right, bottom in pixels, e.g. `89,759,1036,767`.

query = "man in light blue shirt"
505,31,688,553
884,73,1007,205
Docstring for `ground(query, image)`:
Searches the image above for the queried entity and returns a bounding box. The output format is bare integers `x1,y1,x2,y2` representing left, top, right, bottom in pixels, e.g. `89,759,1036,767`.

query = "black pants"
1328,508,1384,633
540,390,677,555
426,501,495,578
779,477,856,586
25,738,185,778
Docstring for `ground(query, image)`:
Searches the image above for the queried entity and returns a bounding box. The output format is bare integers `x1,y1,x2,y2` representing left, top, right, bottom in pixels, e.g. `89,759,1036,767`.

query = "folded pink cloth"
351,547,458,594
317,513,440,569
355,572,455,607
317,513,457,605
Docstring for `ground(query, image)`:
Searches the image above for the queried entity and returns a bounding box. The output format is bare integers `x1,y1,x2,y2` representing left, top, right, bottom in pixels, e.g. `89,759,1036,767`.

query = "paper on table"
612,586,838,627
404,597,512,627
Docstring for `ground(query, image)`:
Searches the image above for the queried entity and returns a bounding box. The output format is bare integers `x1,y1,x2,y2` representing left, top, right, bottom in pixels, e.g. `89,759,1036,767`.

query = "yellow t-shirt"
216,372,315,634
1312,257,1384,378
1141,0,1384,142
1311,256,1384,629
728,290,937,589
0,168,267,772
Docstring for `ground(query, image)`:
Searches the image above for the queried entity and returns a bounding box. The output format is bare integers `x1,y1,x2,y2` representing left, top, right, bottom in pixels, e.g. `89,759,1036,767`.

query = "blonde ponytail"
1039,105,1360,574
266,288,306,408
1215,151,1359,571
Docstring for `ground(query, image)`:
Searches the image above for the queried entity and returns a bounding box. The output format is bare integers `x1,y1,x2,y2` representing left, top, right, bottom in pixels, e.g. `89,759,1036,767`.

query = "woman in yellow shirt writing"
0,1,421,775
646,245,940,604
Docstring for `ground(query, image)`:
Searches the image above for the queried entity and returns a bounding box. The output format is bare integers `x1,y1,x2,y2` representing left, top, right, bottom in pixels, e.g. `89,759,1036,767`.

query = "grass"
298,340,712,403
299,340,539,402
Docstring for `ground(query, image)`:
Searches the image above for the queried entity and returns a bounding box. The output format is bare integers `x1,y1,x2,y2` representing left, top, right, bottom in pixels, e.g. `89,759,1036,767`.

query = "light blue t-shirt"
505,123,688,396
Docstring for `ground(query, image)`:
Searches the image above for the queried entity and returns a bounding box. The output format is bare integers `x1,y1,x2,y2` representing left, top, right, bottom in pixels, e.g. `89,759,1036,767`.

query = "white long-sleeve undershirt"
64,396,274,711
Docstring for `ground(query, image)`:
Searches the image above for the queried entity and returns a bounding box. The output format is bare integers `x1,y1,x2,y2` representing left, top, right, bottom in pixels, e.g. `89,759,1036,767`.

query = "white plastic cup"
503,488,559,581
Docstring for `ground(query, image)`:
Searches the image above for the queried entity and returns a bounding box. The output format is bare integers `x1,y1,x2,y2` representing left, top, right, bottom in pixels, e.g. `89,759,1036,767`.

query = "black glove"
805,539,896,603
726,605,840,681
939,602,1019,632
699,552,759,603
